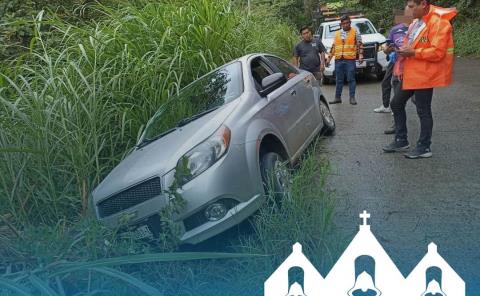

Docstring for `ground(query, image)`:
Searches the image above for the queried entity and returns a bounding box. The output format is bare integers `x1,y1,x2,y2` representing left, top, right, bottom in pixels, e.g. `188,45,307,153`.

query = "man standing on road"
326,15,363,105
383,0,457,159
293,26,326,82
374,12,411,114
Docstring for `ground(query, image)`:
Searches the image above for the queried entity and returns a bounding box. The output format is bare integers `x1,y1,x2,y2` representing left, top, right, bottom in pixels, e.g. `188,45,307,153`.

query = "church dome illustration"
264,211,465,296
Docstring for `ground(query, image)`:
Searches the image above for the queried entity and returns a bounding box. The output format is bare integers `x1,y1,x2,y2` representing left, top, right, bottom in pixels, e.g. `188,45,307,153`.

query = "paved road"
321,57,480,295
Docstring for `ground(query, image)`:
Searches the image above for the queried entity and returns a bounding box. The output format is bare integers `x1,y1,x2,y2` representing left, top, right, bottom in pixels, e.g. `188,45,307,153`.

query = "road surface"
322,57,480,295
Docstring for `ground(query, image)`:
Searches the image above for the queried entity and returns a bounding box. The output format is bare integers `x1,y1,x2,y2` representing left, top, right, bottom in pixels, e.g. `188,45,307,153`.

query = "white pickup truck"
315,17,389,83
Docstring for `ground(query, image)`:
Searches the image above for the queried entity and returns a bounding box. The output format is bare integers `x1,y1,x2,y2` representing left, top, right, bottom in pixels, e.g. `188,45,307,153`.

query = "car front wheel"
319,100,336,135
260,152,292,205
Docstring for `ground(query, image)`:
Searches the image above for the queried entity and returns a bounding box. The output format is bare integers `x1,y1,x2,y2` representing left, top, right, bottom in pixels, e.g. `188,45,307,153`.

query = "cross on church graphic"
264,210,465,296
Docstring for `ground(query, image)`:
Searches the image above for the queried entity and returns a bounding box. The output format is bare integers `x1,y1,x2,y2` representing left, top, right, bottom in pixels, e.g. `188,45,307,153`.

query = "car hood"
323,33,386,50
92,99,240,201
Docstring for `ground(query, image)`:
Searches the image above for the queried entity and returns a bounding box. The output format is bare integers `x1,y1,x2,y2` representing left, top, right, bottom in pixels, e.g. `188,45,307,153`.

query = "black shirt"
293,39,326,72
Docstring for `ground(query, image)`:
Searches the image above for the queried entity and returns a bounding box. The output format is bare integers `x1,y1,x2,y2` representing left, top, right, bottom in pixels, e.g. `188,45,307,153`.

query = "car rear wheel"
319,100,335,135
260,152,292,205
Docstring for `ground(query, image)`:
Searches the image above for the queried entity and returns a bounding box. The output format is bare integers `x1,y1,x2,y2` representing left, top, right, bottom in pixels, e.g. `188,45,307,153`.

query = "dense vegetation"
0,1,338,295
0,0,477,294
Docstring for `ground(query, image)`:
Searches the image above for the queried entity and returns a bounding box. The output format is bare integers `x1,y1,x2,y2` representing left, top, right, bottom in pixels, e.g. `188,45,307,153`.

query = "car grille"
363,43,377,60
97,177,162,218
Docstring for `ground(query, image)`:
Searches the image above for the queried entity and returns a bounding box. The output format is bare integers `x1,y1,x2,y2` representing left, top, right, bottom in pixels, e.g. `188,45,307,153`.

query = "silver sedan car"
91,53,335,244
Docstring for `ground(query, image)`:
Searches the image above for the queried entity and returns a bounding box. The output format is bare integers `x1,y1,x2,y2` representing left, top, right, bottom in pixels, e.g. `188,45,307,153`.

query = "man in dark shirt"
293,26,326,82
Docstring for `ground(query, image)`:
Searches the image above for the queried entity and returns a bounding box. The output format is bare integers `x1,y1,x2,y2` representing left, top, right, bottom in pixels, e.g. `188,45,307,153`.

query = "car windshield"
140,62,243,145
324,20,376,39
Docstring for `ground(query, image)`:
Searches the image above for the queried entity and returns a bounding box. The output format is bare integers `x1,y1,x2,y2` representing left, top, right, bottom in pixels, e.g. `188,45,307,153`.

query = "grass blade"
29,275,60,296
0,277,33,296
50,252,262,276
90,267,161,296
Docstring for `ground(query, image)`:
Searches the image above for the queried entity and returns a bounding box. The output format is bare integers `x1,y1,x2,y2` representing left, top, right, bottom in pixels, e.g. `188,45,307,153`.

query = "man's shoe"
329,98,342,104
404,146,432,159
350,97,357,105
383,139,409,153
374,105,391,113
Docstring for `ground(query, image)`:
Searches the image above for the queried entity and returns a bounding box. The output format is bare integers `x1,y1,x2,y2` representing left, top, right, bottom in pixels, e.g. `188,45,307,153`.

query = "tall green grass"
0,1,340,295
0,149,338,296
0,0,297,226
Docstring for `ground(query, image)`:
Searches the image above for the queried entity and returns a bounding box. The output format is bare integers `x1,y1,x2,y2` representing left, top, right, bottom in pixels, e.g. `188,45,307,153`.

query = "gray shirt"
293,39,326,72
408,19,424,46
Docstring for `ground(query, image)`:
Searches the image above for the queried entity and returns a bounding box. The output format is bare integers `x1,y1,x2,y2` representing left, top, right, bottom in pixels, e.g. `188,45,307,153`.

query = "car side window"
251,58,273,91
265,56,299,80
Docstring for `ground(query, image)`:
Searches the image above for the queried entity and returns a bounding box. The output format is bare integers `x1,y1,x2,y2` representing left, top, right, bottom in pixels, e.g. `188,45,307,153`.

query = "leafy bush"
0,148,337,296
0,0,296,226
454,21,480,57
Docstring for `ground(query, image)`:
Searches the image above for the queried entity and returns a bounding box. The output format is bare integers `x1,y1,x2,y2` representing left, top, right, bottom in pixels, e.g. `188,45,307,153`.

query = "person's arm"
414,19,452,61
326,41,335,66
356,30,364,63
318,40,326,70
293,56,300,67
320,52,326,71
293,44,300,67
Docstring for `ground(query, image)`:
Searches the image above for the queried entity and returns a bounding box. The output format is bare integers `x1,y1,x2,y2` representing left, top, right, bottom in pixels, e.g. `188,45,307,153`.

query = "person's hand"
397,47,415,57
384,44,395,54
358,55,364,64
325,59,331,67
320,64,325,72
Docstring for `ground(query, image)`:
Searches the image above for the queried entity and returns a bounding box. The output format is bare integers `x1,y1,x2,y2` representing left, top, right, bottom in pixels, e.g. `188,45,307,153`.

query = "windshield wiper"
137,127,177,149
176,106,220,128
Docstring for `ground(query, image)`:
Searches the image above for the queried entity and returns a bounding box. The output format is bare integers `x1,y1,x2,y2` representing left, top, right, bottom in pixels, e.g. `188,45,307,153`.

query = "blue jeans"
335,59,356,99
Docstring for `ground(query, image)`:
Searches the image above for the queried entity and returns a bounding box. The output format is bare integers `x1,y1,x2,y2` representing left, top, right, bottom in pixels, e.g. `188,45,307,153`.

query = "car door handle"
290,89,297,96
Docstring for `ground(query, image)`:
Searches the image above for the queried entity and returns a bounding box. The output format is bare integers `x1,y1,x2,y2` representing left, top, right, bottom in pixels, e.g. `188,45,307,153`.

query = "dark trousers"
335,59,356,99
390,86,434,148
381,63,395,108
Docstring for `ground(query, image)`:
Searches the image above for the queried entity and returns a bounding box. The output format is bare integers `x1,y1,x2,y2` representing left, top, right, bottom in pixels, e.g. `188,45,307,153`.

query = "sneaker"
329,98,342,104
383,139,409,153
350,97,357,105
374,105,391,113
404,146,432,159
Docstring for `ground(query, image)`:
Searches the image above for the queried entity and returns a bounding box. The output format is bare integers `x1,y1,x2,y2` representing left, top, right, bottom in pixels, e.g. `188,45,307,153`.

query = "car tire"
319,99,336,135
260,152,291,205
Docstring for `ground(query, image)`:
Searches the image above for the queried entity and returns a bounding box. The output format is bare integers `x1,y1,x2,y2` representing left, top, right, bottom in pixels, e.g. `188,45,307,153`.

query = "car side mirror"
378,28,386,34
259,73,287,97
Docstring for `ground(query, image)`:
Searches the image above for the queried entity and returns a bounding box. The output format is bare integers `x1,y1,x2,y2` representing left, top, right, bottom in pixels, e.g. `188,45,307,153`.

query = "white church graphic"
264,210,465,296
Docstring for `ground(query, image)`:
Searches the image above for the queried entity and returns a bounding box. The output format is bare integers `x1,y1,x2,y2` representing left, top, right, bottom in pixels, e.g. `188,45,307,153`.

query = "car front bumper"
97,142,263,244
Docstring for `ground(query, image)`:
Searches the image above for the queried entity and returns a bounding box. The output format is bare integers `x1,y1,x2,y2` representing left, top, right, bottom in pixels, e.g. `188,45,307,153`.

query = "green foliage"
454,21,480,56
0,2,339,295
331,0,479,37
0,0,296,227
0,149,337,296
240,143,342,273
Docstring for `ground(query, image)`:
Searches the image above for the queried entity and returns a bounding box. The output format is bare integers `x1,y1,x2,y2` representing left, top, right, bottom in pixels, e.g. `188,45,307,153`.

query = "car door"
264,56,321,151
250,57,306,155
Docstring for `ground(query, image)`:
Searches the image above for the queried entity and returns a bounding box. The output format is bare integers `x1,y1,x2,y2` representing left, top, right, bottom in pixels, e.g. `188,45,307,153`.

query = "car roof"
320,18,370,26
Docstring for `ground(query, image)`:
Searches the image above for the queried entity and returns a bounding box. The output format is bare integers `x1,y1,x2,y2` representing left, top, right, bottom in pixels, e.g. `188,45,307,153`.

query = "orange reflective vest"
401,5,457,90
332,28,358,60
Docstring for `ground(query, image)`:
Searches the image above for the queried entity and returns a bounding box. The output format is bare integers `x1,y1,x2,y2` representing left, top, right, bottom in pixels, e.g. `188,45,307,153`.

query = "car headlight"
176,125,231,186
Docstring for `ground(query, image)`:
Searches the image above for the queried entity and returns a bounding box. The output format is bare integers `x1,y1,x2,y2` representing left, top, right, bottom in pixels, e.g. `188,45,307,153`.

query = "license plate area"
122,214,163,240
